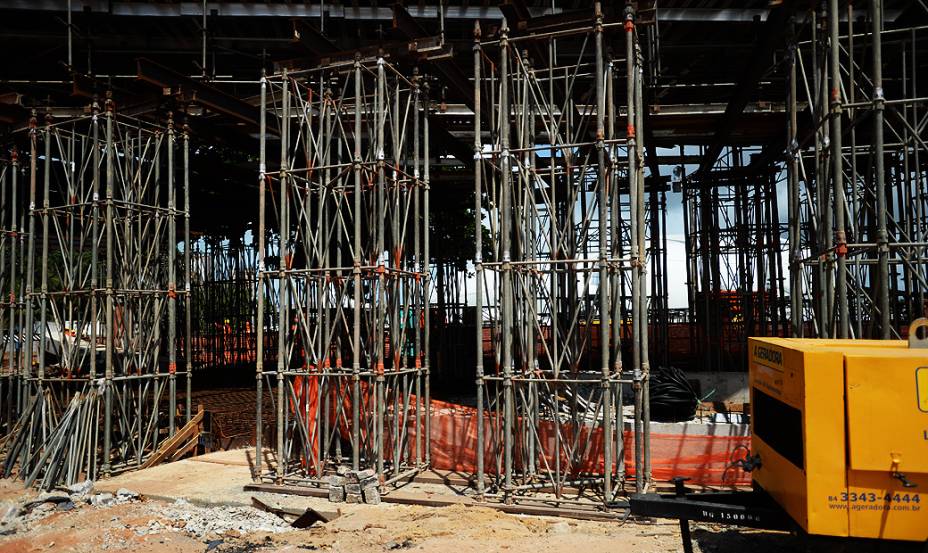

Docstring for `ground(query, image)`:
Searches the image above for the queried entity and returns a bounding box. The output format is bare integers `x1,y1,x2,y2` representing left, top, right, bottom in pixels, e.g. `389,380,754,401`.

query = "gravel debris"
90,492,115,507
65,480,94,500
141,498,291,539
0,479,144,537
115,488,140,501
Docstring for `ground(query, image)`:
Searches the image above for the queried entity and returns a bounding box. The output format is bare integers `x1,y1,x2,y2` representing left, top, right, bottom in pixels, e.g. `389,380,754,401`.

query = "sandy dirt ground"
0,446,922,553
0,476,824,553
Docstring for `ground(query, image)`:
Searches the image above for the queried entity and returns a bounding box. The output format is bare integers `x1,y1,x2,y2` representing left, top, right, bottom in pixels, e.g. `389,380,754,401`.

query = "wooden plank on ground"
141,407,204,469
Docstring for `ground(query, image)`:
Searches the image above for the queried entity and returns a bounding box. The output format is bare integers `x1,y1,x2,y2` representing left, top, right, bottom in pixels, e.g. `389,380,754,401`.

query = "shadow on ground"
693,527,925,553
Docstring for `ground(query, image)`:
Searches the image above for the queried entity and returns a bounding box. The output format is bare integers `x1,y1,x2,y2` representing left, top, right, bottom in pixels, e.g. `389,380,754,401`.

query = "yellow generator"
631,322,928,547
749,332,927,541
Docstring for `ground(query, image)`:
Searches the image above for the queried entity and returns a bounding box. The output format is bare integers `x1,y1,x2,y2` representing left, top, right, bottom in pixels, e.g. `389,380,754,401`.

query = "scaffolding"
789,2,928,338
684,148,789,372
646,178,671,370
1,101,192,488
0,152,26,437
472,3,650,505
10,0,912,505
256,58,430,487
189,235,263,370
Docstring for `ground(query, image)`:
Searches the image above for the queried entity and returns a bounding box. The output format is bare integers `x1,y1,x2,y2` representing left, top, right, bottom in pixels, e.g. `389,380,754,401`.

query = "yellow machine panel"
845,352,928,474
919,367,928,412
749,337,928,542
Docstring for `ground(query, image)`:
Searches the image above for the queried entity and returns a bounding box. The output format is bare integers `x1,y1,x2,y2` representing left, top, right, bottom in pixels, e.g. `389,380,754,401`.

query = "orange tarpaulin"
409,399,751,487
291,375,321,470
293,389,751,487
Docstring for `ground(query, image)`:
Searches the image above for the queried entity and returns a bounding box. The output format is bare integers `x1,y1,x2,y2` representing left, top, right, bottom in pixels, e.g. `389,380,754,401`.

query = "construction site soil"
0,476,786,553
0,449,922,553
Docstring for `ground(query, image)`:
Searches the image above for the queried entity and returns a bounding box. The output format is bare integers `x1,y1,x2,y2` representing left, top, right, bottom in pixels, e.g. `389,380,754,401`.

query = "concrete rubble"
0,480,141,536
326,467,381,505
144,498,290,538
0,477,291,545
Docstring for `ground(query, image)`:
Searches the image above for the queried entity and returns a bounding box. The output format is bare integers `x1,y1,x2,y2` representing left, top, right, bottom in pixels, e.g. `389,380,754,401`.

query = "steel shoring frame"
473,3,649,508
255,58,429,490
0,154,26,438
790,2,928,339
683,149,789,372
1,102,192,489
189,236,263,370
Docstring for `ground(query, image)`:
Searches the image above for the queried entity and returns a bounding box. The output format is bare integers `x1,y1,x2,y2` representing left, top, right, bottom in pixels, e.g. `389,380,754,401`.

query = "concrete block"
328,486,345,503
363,486,381,505
355,468,376,481
323,474,346,487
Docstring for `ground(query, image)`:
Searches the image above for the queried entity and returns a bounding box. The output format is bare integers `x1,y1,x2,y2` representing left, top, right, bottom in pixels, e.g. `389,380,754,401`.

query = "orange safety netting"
291,385,751,487
409,399,751,487
291,375,321,468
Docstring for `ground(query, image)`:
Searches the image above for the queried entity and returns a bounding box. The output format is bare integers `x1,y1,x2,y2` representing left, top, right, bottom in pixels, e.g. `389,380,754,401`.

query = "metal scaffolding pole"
871,0,890,338
830,0,848,338
473,21,486,498
255,69,268,480
788,19,802,337
594,2,613,501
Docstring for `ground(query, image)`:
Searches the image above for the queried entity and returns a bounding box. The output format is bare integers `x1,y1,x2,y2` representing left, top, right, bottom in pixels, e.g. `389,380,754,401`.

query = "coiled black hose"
649,366,700,422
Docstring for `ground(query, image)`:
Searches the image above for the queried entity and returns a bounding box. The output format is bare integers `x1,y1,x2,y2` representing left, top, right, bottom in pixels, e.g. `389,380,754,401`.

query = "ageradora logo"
753,345,782,367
